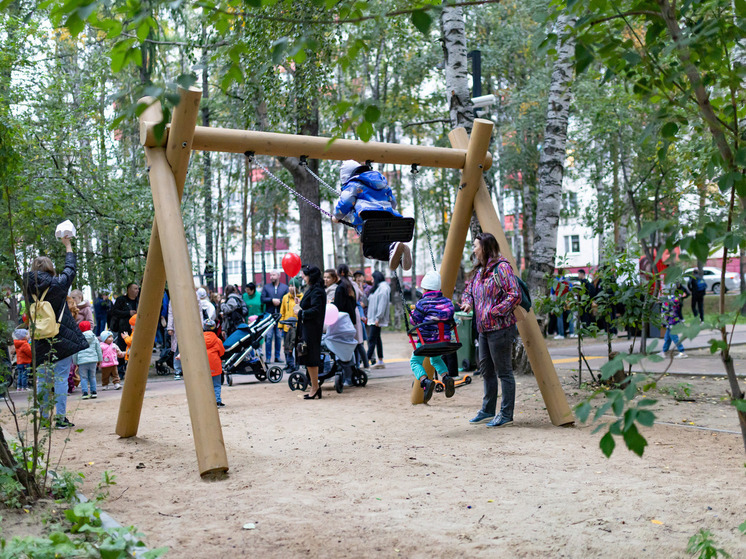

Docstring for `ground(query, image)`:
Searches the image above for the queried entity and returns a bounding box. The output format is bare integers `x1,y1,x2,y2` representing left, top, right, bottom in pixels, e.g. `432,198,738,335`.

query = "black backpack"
491,262,532,313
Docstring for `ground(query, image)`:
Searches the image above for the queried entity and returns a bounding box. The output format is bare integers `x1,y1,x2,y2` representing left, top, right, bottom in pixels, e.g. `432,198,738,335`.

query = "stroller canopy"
322,312,358,362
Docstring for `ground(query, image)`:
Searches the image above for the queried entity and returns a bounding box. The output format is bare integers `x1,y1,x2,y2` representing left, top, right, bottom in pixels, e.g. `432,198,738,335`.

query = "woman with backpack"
460,232,521,428
220,284,248,338
23,235,88,429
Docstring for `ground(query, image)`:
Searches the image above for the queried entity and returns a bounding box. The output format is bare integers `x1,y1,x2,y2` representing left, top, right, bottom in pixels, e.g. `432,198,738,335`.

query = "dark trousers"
691,292,705,322
355,344,369,368
363,241,392,262
478,326,517,420
367,325,383,360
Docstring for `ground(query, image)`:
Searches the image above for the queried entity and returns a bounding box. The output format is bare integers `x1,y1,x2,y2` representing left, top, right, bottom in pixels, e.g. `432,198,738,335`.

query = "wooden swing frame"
118,87,573,477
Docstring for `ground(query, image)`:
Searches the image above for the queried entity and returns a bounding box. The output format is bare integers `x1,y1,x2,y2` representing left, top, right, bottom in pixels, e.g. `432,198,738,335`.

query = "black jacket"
111,293,139,334
23,252,88,363
261,281,289,315
299,284,326,330
333,282,357,325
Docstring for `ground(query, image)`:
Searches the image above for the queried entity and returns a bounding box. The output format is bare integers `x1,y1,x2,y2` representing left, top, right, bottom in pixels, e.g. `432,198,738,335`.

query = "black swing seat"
359,211,415,245
407,319,462,357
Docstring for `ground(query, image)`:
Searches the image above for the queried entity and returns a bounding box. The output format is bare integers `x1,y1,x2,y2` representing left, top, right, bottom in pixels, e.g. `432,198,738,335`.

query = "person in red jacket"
13,329,32,391
203,319,226,407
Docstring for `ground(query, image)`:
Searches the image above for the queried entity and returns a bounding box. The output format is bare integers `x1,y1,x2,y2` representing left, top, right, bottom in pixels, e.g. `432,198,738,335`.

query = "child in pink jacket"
99,330,123,390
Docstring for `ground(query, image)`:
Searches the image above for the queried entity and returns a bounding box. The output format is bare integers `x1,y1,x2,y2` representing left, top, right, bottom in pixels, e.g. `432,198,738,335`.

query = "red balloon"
282,252,302,278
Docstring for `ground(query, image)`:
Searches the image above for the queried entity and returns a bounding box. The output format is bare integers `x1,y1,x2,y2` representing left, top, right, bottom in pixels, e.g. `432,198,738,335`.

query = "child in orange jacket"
122,314,138,363
13,329,32,391
203,319,226,407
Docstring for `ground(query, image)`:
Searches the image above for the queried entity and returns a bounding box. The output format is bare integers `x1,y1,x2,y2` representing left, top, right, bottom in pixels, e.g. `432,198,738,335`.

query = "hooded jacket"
204,331,225,376
75,299,94,325
410,291,455,343
14,339,32,365
333,171,402,233
73,330,103,365
23,252,88,363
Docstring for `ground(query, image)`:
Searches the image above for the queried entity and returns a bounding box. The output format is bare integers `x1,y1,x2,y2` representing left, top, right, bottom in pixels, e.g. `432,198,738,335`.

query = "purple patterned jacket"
462,257,521,333
410,291,455,343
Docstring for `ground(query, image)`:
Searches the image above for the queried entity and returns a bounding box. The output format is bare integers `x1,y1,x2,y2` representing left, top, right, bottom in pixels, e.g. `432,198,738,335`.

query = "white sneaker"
553,334,565,340
657,351,668,359
114,383,122,390
675,352,688,359
104,385,110,390
372,361,386,369
568,333,578,338
388,243,405,270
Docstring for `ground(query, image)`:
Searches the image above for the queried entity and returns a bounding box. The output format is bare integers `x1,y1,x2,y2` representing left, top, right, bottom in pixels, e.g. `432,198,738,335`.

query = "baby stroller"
222,313,283,386
287,311,368,393
154,347,174,376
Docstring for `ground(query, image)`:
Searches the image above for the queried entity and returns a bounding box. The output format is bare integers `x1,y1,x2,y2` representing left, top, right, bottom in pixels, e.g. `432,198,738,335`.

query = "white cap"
420,270,441,292
196,287,207,299
340,160,361,185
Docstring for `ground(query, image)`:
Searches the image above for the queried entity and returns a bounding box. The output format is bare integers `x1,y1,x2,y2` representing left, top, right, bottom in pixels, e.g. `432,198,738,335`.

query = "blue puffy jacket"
333,171,401,233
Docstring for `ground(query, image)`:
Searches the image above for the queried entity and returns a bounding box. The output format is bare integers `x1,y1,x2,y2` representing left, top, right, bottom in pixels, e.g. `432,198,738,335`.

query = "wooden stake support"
445,128,574,426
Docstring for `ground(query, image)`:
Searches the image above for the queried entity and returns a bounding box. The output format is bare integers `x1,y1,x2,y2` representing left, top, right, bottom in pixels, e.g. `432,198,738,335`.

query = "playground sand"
5,364,746,558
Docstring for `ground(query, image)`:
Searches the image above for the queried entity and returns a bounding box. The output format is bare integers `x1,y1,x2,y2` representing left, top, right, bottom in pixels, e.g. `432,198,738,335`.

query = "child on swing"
410,270,456,403
332,160,412,271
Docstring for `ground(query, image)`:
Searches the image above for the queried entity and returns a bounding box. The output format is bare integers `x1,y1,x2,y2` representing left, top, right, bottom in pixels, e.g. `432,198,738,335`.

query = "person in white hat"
333,160,412,271
409,270,456,403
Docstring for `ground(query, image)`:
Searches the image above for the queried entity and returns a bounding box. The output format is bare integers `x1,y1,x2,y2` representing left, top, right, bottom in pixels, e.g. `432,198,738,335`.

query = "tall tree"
527,13,576,296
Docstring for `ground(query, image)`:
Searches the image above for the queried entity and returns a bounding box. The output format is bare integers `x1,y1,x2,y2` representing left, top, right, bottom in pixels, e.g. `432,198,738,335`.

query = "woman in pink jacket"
461,233,521,428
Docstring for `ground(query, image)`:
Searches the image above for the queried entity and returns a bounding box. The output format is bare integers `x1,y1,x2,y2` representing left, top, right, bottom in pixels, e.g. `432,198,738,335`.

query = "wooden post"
411,118,494,404
448,128,574,426
146,145,229,475
141,122,493,171
117,88,202,438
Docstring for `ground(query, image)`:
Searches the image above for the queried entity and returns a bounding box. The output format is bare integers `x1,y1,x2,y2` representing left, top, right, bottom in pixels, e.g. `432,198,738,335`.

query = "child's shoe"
90,392,97,399
217,401,226,408
388,242,406,270
443,375,455,398
420,378,435,403
81,392,89,400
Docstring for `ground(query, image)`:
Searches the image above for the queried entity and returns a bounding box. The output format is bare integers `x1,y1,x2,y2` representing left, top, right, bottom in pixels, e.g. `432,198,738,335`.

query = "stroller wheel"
288,372,308,391
255,370,267,382
267,366,283,383
352,369,368,387
334,373,343,394
227,374,233,386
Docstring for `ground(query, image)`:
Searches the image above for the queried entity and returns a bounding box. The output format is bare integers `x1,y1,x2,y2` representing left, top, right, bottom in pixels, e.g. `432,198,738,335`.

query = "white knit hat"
340,160,361,185
196,287,207,299
420,270,441,292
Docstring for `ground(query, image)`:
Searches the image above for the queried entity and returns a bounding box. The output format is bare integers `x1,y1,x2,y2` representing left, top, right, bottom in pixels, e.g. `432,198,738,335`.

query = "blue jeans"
212,375,222,404
410,352,449,381
16,364,29,389
264,322,282,361
662,328,685,353
174,344,182,375
557,311,574,336
37,356,72,419
78,362,97,394
478,326,517,420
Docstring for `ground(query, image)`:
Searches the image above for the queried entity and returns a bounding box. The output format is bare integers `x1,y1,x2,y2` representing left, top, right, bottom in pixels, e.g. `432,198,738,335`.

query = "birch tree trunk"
527,14,577,298
441,2,474,133
201,24,214,291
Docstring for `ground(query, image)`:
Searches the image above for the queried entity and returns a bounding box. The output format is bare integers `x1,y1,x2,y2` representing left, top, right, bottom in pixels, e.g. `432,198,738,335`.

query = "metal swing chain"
390,267,414,325
411,164,437,271
246,152,353,228
299,156,342,196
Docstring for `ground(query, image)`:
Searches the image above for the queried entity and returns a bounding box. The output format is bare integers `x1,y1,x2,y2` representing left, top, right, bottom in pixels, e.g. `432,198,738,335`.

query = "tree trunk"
279,155,324,268
201,25,214,291
527,14,577,298
441,2,475,133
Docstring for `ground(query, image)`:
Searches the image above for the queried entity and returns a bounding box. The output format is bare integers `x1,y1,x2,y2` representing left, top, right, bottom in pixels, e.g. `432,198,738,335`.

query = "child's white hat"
420,270,441,292
100,330,114,343
196,287,208,299
340,160,362,185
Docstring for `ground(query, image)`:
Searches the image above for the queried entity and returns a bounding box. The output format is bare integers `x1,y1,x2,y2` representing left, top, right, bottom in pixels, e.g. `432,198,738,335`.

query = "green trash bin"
455,311,476,371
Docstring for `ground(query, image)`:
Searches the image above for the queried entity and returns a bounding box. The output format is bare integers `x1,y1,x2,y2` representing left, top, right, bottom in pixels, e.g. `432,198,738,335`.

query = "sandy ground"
2,336,746,558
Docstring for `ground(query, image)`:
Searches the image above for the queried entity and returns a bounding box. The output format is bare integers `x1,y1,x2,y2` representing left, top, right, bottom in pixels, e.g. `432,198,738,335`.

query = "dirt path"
5,358,744,558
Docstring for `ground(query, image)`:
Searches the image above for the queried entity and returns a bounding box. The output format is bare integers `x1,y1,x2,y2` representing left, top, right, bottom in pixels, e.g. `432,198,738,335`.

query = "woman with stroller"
295,266,326,400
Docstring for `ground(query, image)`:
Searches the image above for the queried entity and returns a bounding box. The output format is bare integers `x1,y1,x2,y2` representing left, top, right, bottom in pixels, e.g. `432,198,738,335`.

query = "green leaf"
661,121,678,138
271,38,289,65
411,10,432,35
575,42,595,74
356,120,374,142
733,399,746,412
622,423,648,457
364,105,381,123
735,0,746,17
739,519,746,534
599,432,615,458
636,409,655,427
575,401,591,422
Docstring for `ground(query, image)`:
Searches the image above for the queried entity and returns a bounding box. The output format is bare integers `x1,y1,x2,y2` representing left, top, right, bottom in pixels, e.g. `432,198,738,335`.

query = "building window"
564,235,580,253
561,191,578,220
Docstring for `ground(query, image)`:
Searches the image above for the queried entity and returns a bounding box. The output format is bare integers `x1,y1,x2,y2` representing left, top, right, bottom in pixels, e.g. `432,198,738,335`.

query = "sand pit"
3,350,742,559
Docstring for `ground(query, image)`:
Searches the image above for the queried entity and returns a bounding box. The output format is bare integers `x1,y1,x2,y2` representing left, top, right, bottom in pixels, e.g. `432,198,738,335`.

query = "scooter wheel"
465,376,472,385
434,383,444,393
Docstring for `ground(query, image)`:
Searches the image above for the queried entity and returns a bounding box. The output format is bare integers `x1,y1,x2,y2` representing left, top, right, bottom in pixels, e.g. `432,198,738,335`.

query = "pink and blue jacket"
410,291,455,343
462,257,521,333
